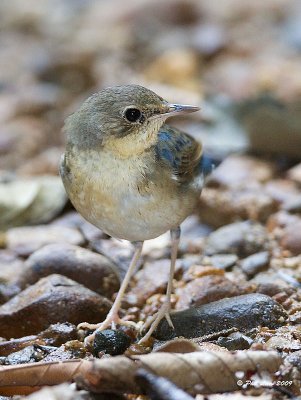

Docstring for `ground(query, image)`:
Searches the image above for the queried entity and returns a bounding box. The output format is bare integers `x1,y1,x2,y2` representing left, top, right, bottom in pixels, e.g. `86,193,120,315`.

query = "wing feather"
155,125,203,185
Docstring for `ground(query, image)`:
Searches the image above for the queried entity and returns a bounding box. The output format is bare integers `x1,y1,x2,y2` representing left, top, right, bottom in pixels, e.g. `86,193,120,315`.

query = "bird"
60,84,211,344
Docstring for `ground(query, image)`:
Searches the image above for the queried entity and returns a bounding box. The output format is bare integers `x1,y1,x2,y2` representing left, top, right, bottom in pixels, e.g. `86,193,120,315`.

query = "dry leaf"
153,338,202,353
80,350,281,395
196,393,273,400
0,351,282,396
0,359,91,396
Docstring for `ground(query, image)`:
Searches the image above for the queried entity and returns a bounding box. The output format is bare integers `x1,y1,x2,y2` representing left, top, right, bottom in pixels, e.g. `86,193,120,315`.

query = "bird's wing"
155,124,204,185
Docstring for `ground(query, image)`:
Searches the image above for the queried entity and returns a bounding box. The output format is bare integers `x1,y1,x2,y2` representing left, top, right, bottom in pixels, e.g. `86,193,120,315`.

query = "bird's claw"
78,313,140,347
139,302,174,344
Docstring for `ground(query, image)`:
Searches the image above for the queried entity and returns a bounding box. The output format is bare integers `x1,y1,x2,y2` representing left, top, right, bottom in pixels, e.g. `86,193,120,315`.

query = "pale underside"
61,147,203,242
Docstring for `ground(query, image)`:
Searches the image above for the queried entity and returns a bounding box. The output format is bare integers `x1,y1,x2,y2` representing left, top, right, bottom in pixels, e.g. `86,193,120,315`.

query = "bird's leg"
78,241,143,345
139,227,180,344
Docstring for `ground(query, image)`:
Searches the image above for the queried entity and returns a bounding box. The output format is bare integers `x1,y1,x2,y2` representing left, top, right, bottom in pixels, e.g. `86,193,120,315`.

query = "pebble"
127,259,184,307
265,179,301,210
216,332,254,350
51,211,106,243
176,275,250,310
240,251,270,279
0,323,78,357
288,162,301,185
252,271,295,297
267,210,300,231
198,185,277,228
239,95,301,158
5,225,84,257
205,221,268,257
0,274,112,338
17,147,64,177
4,344,54,365
266,333,301,352
143,48,200,90
209,155,275,188
0,250,23,303
0,116,48,171
286,350,301,371
19,243,120,298
93,329,132,356
154,293,287,340
0,250,24,284
206,254,238,270
43,341,87,362
281,219,301,256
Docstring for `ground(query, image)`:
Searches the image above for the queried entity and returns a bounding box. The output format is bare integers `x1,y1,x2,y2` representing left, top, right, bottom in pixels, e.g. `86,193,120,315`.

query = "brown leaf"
80,350,282,395
0,359,91,395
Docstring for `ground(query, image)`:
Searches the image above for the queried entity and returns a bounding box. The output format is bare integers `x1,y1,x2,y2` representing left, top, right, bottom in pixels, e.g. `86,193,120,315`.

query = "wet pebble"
205,221,269,257
0,323,78,357
5,225,84,257
43,340,87,362
216,331,254,350
4,344,54,365
0,274,112,338
240,251,270,279
176,274,251,310
93,329,132,356
154,293,287,340
18,243,120,298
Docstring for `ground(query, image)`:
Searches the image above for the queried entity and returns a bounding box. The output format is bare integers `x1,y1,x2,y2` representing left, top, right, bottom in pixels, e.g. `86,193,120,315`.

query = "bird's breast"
61,148,199,241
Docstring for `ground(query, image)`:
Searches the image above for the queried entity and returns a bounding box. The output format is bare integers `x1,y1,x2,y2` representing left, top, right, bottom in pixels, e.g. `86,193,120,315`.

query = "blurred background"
0,0,301,230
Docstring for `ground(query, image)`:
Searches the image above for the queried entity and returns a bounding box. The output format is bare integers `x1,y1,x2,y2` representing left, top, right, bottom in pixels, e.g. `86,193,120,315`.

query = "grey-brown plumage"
60,84,207,344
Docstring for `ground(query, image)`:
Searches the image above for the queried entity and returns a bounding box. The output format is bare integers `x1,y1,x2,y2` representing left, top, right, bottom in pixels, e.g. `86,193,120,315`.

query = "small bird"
60,84,210,344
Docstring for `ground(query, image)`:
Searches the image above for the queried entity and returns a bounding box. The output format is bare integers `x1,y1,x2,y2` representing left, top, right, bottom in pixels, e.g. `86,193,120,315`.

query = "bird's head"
65,84,199,158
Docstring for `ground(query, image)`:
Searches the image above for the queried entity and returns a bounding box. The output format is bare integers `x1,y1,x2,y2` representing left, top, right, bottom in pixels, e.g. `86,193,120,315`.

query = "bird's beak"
149,103,200,120
165,104,200,117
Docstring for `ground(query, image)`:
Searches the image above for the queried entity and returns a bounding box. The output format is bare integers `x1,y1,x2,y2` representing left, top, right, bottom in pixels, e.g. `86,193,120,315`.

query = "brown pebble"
281,220,301,256
176,274,251,310
198,185,277,228
18,243,120,299
205,221,269,257
0,274,112,339
5,225,84,256
209,155,275,188
127,259,183,307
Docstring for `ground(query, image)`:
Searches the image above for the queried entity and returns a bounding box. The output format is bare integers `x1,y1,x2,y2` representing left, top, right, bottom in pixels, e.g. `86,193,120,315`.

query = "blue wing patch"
199,153,215,177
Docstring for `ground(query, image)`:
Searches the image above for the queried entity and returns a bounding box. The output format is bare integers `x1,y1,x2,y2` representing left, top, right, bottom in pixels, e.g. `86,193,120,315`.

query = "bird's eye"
124,107,142,123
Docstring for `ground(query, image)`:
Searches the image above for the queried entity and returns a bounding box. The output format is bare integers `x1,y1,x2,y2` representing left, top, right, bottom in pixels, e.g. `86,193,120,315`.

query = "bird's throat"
104,119,163,159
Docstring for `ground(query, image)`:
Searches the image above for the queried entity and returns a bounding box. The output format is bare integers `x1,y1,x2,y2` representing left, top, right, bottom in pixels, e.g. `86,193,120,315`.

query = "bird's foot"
138,301,174,344
78,312,139,347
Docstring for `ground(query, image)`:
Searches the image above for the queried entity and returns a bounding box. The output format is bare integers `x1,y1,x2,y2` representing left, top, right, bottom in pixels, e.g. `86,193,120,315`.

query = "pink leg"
139,227,180,344
79,241,143,345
